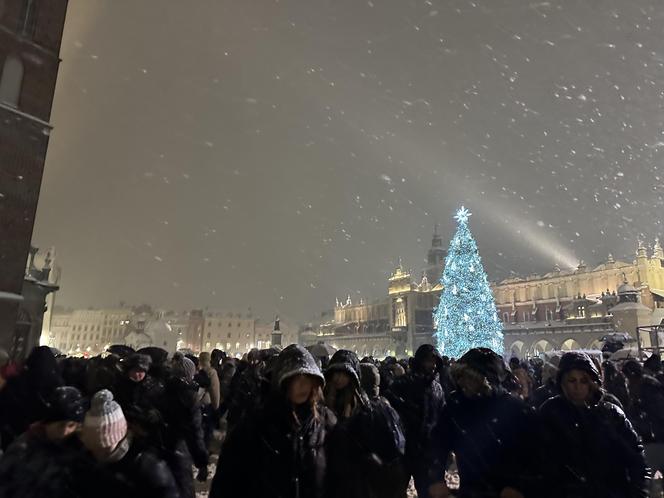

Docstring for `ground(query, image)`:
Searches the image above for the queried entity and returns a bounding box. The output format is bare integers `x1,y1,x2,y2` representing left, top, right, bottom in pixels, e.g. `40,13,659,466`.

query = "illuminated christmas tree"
433,206,503,357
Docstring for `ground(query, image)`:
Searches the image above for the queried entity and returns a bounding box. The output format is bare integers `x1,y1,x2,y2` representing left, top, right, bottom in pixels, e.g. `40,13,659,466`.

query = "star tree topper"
454,206,472,224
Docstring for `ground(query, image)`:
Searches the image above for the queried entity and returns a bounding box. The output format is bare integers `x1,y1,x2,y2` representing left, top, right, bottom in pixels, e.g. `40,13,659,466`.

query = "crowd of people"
0,342,663,498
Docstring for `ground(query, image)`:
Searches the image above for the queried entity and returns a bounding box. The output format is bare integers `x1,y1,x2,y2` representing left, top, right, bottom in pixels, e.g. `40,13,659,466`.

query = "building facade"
49,308,132,355
202,309,257,355
496,241,664,357
306,230,444,358
47,305,300,357
312,236,664,359
0,0,69,356
201,310,298,356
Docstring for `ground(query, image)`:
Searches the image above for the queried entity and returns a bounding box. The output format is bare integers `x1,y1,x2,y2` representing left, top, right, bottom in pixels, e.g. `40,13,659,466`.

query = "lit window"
0,55,23,107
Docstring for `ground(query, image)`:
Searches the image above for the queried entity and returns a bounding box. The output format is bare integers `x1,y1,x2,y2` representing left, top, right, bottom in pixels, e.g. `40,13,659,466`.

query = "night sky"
33,0,664,321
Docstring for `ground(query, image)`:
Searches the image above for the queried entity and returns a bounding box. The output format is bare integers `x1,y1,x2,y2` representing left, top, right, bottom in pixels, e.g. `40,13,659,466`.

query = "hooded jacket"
539,393,649,498
430,349,537,497
327,361,408,498
624,372,664,444
556,352,601,386
159,372,209,498
324,350,368,420
326,350,361,387
385,345,445,464
210,344,336,498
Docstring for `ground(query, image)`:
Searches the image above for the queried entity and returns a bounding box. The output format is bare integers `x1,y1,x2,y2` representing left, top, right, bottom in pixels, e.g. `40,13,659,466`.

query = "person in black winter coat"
538,352,649,498
0,386,90,498
210,344,336,498
623,359,664,443
358,362,410,498
428,348,537,498
385,344,445,498
602,359,630,409
217,357,237,418
622,358,664,497
644,353,664,384
530,360,559,409
79,389,180,498
0,346,64,450
326,352,408,498
113,353,165,442
160,353,209,498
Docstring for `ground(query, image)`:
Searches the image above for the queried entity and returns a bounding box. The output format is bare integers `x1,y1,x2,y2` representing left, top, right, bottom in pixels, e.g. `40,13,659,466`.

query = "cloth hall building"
306,236,664,359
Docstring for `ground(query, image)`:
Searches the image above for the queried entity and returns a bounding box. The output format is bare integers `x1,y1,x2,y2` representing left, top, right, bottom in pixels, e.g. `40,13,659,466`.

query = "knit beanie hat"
172,353,196,381
43,386,87,423
82,389,127,452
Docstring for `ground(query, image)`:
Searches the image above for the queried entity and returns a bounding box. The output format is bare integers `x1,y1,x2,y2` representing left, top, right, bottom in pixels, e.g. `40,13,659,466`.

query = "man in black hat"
0,386,90,498
113,353,164,441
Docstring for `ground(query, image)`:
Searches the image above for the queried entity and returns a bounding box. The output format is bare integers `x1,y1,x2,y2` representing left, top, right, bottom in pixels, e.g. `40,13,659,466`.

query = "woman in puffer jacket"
210,344,336,498
538,351,649,498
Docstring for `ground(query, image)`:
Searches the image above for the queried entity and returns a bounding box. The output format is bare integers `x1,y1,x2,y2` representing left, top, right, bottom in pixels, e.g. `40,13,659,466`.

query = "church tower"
425,224,446,283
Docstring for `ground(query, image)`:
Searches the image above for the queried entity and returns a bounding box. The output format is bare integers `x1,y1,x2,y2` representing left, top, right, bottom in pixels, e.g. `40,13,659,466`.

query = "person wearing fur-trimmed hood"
210,344,336,498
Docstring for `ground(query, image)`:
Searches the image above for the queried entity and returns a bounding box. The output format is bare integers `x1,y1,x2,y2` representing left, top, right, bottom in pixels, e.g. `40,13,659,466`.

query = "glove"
196,466,209,482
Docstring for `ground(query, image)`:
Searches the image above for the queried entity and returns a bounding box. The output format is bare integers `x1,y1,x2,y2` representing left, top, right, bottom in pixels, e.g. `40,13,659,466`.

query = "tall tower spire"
271,315,282,347
654,238,664,260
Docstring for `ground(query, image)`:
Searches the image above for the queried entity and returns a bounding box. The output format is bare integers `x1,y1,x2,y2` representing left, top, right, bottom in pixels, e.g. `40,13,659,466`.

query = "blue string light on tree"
433,206,504,357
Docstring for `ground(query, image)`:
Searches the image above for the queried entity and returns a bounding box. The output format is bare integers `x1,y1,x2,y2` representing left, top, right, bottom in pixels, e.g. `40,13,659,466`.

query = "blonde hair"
199,352,211,368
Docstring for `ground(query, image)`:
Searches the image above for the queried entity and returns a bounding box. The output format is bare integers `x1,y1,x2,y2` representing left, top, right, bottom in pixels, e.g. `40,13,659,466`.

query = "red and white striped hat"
83,389,127,451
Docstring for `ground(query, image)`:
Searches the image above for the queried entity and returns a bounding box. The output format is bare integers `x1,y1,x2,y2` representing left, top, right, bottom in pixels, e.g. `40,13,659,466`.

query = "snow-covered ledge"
0,291,24,303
